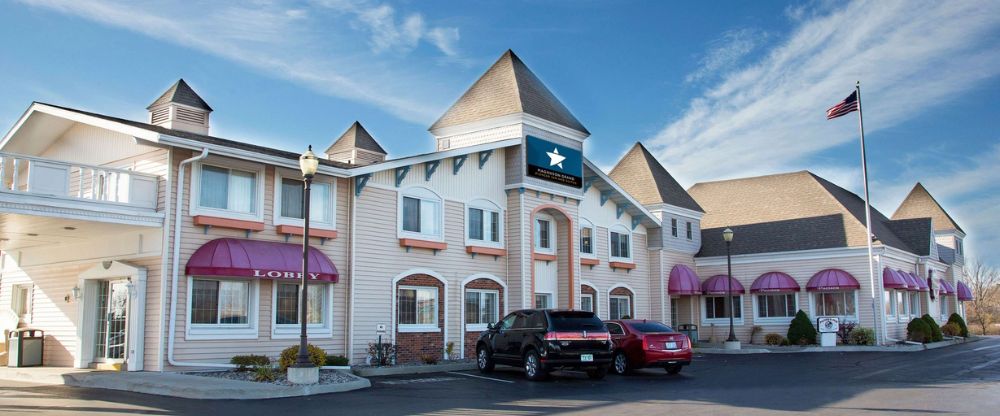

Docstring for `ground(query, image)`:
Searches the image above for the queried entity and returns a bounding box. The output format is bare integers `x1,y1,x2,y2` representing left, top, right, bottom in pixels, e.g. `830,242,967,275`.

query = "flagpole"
856,81,882,345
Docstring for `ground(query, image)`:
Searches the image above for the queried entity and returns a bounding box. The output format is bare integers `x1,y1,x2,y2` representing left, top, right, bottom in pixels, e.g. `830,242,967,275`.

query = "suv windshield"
548,311,605,331
630,322,674,333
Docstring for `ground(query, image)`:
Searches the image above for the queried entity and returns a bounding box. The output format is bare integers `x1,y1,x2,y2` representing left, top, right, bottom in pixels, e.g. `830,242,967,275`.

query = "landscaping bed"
187,369,359,386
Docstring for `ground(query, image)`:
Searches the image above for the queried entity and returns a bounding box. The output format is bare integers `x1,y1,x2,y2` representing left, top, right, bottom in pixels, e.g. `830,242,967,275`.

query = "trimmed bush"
787,310,817,345
907,317,931,343
253,364,276,382
849,327,876,345
922,314,943,342
779,338,791,346
948,313,969,337
325,355,350,366
279,344,327,371
420,354,439,365
764,333,784,346
231,355,270,372
837,321,858,345
941,322,961,337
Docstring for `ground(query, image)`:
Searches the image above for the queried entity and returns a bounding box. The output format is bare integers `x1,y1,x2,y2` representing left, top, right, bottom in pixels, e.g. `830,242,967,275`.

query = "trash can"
8,329,44,367
677,324,698,343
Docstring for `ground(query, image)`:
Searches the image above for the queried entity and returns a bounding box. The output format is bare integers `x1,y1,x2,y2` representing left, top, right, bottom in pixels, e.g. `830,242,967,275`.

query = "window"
671,218,678,237
190,279,251,325
670,298,679,328
275,172,336,227
11,284,31,322
400,188,442,240
896,290,908,318
467,200,502,246
605,322,625,335
609,226,631,261
198,164,259,215
686,222,693,240
398,286,438,330
580,219,595,256
465,289,499,329
534,216,554,253
580,293,594,312
756,293,796,319
910,292,921,317
610,295,631,319
812,291,857,318
534,293,552,309
956,238,964,256
884,290,896,317
704,296,742,321
272,282,331,338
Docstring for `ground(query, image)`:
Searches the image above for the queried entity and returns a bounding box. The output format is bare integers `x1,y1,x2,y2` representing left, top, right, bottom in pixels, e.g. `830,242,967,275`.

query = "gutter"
347,177,357,363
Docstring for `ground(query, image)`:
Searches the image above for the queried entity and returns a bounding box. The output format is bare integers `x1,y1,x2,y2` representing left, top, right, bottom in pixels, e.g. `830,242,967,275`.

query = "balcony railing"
0,152,159,210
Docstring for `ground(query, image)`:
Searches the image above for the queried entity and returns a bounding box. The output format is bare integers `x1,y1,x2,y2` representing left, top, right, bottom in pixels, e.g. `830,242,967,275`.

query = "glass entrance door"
94,280,129,362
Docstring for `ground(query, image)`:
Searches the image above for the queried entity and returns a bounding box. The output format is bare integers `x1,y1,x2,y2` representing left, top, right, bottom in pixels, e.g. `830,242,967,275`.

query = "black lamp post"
295,145,319,369
723,227,737,343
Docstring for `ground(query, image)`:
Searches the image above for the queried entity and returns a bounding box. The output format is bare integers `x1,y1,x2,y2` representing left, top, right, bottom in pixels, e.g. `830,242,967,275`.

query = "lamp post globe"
723,227,739,347
290,145,319,384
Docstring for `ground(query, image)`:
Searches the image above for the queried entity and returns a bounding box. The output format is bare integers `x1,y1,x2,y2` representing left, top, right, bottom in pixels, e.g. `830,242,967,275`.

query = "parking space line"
973,344,1000,352
447,371,515,384
971,357,1000,371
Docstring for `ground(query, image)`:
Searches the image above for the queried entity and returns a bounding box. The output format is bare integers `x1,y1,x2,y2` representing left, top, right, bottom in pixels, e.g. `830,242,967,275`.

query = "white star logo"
546,147,566,169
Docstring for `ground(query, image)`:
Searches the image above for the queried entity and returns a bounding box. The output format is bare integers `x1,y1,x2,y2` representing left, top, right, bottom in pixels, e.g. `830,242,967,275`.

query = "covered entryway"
77,261,147,371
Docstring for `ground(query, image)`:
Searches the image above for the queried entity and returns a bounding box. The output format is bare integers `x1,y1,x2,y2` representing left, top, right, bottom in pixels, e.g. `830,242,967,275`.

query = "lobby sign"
525,135,583,188
252,269,325,280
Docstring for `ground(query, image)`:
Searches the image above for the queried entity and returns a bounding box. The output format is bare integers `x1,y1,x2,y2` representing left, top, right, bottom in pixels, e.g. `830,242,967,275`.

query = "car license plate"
580,354,594,362
666,342,678,349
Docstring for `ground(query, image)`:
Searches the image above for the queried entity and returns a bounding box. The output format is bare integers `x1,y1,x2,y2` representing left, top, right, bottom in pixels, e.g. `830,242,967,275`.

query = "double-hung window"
909,292,921,317
398,286,438,331
465,289,499,330
534,215,554,253
188,278,258,339
885,290,896,318
609,225,631,261
276,172,336,229
196,163,262,219
11,284,32,322
755,293,796,320
579,219,595,257
273,282,330,338
704,296,742,322
896,290,908,319
671,218,678,237
610,295,631,319
467,200,502,246
580,293,594,312
400,188,443,240
686,222,693,240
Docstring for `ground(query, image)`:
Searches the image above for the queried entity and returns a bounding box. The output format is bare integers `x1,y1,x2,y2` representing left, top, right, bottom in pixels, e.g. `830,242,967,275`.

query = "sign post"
817,317,839,347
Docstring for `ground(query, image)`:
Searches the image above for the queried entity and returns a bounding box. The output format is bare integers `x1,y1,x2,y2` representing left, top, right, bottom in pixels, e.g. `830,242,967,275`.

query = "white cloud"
17,0,462,124
685,28,767,83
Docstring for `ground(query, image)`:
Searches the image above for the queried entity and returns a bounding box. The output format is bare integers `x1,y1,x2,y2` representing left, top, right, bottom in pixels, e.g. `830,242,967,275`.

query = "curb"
353,362,477,377
694,337,976,354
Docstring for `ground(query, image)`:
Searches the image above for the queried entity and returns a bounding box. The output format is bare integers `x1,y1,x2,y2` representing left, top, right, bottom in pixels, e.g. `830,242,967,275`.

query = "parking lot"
2,337,999,415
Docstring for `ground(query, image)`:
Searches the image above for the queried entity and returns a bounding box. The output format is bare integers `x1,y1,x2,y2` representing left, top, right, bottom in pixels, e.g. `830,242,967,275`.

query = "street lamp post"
723,227,740,349
290,145,320,384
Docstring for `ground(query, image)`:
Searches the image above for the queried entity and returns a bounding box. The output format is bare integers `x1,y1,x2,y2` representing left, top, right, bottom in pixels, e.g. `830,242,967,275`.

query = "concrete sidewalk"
0,367,370,399
694,336,979,354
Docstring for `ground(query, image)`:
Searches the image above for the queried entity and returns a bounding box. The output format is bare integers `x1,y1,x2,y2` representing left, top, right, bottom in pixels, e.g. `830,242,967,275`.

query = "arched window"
608,224,631,262
399,186,444,241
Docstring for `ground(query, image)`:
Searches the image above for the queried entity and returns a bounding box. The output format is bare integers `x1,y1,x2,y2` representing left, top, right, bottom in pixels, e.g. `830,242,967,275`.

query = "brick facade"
395,274,445,364
611,286,635,317
463,278,505,359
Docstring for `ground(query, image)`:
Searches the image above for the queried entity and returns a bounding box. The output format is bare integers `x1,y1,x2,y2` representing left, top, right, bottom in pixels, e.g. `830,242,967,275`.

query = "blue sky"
1,0,997,263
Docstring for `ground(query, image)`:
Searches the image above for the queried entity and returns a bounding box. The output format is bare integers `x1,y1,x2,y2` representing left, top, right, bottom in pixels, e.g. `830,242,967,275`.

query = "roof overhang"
430,113,589,143
348,138,521,177
583,159,660,229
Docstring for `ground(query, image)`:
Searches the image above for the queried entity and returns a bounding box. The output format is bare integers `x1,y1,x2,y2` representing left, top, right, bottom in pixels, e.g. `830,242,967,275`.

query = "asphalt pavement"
2,337,999,415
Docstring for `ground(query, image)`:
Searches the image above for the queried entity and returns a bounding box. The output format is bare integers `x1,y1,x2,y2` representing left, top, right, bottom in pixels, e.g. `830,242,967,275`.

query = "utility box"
817,317,839,347
677,324,699,343
8,329,44,367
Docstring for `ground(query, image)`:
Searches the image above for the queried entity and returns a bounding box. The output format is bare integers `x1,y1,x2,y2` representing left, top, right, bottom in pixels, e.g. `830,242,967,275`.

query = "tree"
964,260,1000,335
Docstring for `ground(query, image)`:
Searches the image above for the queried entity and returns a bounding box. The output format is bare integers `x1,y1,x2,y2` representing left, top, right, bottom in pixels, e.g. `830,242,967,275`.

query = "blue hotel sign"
525,135,583,188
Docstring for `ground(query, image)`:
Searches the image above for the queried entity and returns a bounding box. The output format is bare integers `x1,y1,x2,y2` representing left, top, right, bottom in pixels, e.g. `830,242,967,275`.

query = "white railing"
0,152,159,210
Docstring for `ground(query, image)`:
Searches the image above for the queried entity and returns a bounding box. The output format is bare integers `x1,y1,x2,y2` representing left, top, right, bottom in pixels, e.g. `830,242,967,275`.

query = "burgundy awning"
906,272,929,292
882,268,908,289
806,269,861,291
668,265,701,295
702,275,746,295
750,272,800,293
957,281,974,301
939,279,956,296
186,238,339,282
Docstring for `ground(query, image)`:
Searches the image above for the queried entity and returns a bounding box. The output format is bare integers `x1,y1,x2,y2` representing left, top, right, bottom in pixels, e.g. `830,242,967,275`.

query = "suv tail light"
544,331,610,341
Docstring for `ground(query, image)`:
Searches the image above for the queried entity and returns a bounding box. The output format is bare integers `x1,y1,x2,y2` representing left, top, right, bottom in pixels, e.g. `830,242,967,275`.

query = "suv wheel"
477,346,495,373
612,351,629,375
523,350,547,381
587,365,608,380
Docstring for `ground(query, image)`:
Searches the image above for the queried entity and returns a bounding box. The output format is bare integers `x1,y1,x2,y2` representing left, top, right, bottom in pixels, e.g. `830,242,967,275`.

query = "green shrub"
420,354,439,365
779,338,791,346
922,314,943,342
253,364,276,382
278,344,327,371
849,327,876,345
907,317,931,343
787,310,817,345
941,322,961,337
325,355,350,366
764,333,783,346
948,313,969,337
231,355,270,372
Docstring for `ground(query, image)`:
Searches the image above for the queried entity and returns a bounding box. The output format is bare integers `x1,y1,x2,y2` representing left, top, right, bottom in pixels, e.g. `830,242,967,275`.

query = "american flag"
826,90,859,120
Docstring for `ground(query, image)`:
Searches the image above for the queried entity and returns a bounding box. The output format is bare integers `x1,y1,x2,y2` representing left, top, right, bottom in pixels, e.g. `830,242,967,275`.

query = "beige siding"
368,148,507,205
579,227,650,320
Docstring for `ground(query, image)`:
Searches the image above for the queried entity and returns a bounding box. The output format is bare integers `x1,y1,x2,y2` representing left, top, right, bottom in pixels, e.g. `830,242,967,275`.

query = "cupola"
325,121,387,166
147,79,212,135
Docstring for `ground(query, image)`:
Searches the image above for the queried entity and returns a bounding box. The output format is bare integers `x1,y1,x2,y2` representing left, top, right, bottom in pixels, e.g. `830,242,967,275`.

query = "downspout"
876,248,898,343
156,149,174,371
346,177,357,363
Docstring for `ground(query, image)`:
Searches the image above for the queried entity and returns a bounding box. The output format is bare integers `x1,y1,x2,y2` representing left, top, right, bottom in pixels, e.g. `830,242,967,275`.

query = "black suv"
475,309,612,381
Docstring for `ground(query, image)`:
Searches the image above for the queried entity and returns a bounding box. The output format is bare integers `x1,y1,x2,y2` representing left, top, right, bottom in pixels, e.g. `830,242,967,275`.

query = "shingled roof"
688,171,931,257
147,79,213,111
892,183,964,233
325,121,387,155
608,142,703,212
429,50,588,134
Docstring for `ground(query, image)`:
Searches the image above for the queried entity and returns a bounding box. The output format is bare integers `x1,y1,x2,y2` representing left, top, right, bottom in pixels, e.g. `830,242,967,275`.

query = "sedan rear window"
548,311,605,331
630,322,674,333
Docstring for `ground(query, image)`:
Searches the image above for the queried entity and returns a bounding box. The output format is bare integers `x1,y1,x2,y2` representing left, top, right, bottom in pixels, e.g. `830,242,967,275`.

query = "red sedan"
604,320,692,375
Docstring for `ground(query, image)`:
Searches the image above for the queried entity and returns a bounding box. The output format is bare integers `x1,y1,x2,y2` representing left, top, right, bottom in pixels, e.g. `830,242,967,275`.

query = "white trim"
272,167,338,230
353,138,521,176
696,245,887,266
269,280,334,339
190,158,266,222
391,269,449,351
398,186,445,242
751,292,798,325
607,224,633,263
505,183,582,201
184,276,259,340
464,199,504,249
701,294,745,325
429,113,589,142
646,203,705,221
76,261,147,371
582,159,660,227
578,218,597,258
533,213,556,254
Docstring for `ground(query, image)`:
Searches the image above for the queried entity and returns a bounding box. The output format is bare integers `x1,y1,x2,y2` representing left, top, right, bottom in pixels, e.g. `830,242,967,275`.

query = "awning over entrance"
186,238,339,282
904,271,929,292
956,281,974,301
882,268,909,289
938,279,956,296
702,275,746,295
806,269,860,291
750,272,800,293
668,265,701,295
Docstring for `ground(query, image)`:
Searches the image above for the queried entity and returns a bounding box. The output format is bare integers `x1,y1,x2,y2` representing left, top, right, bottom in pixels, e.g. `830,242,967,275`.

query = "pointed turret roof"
609,142,703,212
147,79,212,111
429,50,588,134
325,121,387,155
892,183,964,233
